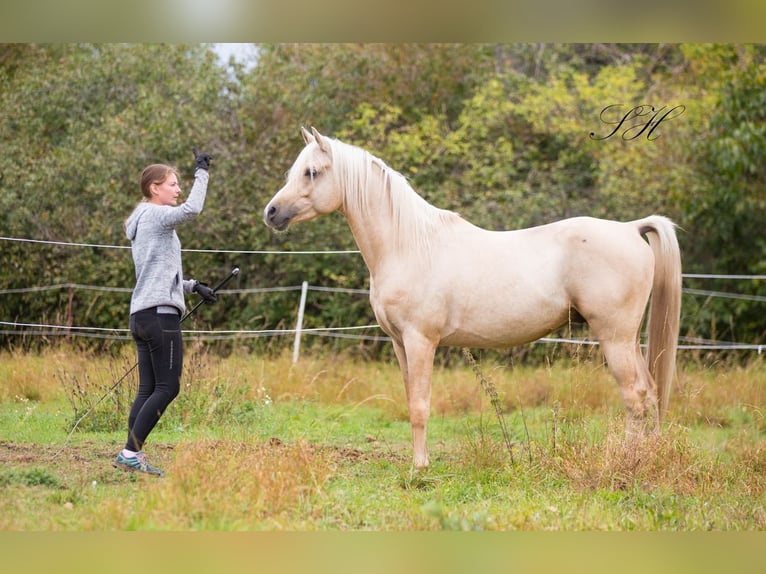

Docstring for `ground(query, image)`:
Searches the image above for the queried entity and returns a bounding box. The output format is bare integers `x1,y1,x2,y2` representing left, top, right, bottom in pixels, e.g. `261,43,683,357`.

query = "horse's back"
382,215,657,347
440,215,653,277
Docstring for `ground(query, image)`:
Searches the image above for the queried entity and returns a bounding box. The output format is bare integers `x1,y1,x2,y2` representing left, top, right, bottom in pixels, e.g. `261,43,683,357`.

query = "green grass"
1,347,765,530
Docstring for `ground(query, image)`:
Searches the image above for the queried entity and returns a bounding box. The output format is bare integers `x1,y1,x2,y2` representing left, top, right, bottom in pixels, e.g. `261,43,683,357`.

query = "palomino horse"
264,127,682,469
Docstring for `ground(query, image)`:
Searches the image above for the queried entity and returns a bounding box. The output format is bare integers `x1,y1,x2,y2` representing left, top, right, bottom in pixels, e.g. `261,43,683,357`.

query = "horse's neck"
342,162,401,274
341,199,397,275
342,162,449,275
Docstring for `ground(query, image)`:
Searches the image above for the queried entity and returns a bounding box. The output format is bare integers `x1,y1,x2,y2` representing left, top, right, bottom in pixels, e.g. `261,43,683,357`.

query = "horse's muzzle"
264,203,290,231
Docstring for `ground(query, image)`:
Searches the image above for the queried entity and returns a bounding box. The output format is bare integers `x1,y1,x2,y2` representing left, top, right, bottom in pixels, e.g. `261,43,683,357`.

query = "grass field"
1,345,765,531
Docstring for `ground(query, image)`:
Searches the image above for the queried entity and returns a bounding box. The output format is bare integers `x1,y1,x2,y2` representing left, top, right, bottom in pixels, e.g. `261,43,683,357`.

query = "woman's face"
149,173,181,206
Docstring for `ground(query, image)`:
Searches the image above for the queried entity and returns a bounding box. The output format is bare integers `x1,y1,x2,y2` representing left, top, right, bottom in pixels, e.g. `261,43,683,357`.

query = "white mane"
328,138,458,253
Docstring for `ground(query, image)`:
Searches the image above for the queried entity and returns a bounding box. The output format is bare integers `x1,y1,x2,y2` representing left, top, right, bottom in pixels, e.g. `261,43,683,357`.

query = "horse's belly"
371,267,571,348
438,304,569,348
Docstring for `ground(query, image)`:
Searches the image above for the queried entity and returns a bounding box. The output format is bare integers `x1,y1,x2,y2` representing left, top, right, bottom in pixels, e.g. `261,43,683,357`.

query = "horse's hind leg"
599,339,659,436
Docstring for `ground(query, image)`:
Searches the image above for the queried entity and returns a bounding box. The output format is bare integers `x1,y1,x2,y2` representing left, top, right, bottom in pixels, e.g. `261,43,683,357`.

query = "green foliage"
0,467,60,488
2,43,766,354
681,47,766,343
0,44,235,345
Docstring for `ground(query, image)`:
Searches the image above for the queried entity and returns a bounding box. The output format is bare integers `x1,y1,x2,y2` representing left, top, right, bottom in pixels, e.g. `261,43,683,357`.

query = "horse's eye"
304,167,318,179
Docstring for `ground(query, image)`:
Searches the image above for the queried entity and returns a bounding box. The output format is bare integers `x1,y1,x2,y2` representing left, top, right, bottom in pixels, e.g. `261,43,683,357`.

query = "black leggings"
125,308,183,452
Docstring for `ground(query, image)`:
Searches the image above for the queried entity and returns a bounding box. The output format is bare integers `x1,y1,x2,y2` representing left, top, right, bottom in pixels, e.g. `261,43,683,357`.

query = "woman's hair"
140,164,178,199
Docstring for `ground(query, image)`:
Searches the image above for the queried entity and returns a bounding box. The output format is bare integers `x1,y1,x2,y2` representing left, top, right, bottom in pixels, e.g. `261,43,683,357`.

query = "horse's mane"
329,138,459,253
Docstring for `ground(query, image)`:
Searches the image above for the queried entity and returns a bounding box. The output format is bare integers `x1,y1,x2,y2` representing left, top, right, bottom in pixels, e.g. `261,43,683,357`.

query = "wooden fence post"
292,281,308,364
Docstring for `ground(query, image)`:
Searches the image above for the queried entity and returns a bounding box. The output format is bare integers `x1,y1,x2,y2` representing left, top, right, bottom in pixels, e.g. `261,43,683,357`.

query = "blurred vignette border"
1,1,765,574
1,0,765,41
1,532,766,574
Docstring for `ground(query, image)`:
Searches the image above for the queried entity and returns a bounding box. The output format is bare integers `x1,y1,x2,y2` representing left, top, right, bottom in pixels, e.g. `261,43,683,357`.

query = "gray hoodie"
125,169,209,315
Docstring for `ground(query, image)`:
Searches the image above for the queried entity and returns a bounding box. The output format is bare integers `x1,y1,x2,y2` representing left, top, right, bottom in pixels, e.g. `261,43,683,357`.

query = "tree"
2,43,765,354
0,44,232,344
680,45,766,343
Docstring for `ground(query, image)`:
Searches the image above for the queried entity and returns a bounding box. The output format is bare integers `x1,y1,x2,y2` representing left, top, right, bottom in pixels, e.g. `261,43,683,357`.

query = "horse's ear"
301,126,314,144
311,126,330,153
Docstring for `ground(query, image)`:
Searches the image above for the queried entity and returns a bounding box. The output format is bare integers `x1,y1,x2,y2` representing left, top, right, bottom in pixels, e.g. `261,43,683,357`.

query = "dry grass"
674,364,766,430
538,422,705,493
0,348,108,402
7,343,766,418
196,348,409,420
89,439,337,530
9,344,766,433
3,346,766,530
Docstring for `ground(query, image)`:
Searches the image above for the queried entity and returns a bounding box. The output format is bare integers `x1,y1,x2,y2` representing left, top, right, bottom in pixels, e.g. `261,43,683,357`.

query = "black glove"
193,148,212,171
193,281,217,304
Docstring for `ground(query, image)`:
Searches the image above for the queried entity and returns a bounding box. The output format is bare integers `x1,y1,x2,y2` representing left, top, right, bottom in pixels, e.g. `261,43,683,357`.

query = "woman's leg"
125,309,182,452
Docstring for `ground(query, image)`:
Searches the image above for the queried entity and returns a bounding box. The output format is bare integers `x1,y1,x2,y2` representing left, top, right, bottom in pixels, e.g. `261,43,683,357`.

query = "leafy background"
1,43,765,356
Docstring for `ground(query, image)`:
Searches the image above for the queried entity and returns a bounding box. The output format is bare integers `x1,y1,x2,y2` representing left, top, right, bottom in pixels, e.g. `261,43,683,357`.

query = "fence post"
66,283,74,341
293,281,308,364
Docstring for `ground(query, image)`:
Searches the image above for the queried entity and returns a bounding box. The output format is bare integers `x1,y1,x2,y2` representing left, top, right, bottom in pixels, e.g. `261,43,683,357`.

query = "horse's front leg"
399,332,437,470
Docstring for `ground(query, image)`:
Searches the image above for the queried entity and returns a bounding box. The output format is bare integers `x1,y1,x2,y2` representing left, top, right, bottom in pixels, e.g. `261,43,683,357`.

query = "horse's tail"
636,215,682,421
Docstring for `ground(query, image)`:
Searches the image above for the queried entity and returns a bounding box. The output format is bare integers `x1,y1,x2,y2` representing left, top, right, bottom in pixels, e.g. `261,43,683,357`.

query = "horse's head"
263,127,343,231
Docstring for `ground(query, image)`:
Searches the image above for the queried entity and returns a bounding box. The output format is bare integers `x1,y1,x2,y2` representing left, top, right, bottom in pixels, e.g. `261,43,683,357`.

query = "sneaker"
113,451,164,477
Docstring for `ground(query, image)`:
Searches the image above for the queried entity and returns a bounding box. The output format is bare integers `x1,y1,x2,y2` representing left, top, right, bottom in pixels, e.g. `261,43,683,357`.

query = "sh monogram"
590,104,686,141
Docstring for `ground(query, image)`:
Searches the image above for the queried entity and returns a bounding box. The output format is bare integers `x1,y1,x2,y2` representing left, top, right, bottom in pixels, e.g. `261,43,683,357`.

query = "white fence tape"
2,235,765,356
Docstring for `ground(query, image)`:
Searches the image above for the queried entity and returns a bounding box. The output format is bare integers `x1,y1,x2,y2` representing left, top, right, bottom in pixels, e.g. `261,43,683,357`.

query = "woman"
113,149,215,477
